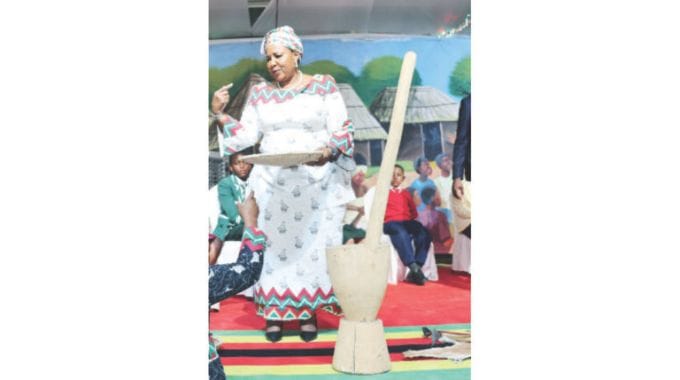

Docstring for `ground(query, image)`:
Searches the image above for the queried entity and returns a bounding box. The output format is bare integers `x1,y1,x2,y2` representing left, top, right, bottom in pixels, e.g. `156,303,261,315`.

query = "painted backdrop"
210,34,469,165
210,35,469,103
209,34,470,254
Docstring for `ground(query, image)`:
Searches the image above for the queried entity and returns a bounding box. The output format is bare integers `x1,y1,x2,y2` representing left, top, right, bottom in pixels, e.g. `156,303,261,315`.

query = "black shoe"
300,330,318,342
407,263,426,285
405,270,425,286
415,267,428,283
413,262,428,283
299,316,318,342
265,330,282,342
265,321,283,342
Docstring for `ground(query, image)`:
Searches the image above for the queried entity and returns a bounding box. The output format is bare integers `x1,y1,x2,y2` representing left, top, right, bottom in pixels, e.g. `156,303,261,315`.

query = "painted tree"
448,56,470,97
301,60,357,86
356,56,423,107
208,58,268,107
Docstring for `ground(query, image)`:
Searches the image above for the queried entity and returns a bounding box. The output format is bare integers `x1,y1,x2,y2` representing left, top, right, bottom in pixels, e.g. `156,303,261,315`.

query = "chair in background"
363,188,439,285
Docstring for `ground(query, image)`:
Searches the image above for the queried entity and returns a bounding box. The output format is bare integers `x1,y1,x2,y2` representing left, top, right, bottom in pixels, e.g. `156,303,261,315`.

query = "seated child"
209,147,254,265
383,165,432,285
417,187,454,253
408,155,439,213
342,165,369,244
209,192,266,380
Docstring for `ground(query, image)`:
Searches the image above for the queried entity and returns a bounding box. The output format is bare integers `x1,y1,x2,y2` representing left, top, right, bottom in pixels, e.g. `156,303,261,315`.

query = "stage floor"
210,265,471,379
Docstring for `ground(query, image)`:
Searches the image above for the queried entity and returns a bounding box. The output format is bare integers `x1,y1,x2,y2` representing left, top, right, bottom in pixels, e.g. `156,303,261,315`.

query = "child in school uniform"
383,165,432,285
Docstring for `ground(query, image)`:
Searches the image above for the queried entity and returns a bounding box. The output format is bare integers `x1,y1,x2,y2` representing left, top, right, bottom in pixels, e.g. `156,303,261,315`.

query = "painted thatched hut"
370,86,460,162
337,83,387,166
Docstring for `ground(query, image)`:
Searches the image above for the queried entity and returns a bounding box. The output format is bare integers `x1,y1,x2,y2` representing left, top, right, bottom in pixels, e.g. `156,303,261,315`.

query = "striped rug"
211,267,471,379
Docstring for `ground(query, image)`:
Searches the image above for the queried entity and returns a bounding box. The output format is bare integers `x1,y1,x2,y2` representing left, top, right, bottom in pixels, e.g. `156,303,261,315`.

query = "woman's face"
264,44,300,85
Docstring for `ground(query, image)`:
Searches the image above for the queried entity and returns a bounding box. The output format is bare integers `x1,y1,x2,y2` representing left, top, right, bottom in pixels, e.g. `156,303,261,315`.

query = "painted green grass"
366,160,414,178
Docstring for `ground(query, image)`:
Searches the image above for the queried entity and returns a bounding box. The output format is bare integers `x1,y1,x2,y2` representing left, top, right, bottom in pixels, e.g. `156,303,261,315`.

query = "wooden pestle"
363,51,417,250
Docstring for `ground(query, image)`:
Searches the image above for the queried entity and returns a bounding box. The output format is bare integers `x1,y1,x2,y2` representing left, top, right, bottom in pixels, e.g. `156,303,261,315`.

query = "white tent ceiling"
209,0,471,40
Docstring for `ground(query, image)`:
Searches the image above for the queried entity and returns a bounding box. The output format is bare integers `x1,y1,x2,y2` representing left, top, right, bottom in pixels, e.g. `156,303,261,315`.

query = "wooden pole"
364,51,417,250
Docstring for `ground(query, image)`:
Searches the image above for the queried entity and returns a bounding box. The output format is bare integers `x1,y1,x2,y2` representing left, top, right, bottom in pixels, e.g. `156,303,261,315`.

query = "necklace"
276,71,304,90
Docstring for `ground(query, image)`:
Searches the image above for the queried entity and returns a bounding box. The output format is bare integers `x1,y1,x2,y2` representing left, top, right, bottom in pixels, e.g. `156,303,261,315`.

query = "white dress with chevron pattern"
219,74,355,320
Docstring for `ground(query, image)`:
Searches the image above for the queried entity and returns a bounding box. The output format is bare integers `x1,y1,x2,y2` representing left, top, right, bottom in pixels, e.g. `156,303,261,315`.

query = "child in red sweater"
383,165,432,285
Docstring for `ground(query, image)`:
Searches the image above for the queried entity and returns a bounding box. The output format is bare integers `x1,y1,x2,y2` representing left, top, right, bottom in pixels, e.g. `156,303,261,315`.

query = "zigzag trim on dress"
256,304,343,320
253,286,342,320
329,119,355,156
247,74,339,106
241,227,266,251
221,115,243,137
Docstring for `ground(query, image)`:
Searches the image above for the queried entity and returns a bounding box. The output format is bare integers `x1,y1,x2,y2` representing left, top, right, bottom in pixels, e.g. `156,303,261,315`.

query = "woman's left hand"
305,147,333,166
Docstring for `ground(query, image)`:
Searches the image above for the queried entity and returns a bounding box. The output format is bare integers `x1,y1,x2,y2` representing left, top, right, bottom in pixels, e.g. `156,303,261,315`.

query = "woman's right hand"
211,83,233,114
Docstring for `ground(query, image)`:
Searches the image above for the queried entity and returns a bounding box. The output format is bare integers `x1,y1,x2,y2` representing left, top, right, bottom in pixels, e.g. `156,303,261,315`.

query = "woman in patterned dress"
210,26,354,342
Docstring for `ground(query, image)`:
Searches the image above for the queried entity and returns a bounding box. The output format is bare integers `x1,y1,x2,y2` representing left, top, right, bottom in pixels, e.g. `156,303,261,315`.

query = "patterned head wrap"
260,25,304,57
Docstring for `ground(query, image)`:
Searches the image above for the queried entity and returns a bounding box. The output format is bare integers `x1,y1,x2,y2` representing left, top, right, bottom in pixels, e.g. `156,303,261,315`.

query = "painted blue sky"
209,35,470,101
